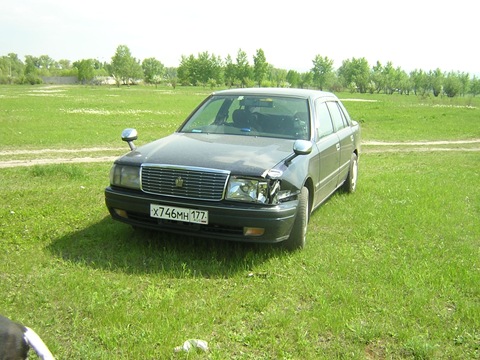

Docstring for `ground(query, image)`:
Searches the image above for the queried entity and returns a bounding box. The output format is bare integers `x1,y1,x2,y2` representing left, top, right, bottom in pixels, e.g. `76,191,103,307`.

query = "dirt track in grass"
0,140,479,168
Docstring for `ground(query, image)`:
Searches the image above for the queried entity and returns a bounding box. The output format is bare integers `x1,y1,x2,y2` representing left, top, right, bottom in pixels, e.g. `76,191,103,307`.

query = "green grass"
341,93,480,142
1,85,479,150
1,86,209,149
0,85,479,359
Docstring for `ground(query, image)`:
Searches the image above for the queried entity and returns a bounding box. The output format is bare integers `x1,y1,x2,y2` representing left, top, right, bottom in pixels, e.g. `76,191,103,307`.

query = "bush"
0,75,10,84
25,74,43,85
443,75,462,98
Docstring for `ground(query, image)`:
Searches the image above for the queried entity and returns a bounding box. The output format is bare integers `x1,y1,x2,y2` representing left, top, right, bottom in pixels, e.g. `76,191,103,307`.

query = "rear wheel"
343,152,358,193
283,187,309,251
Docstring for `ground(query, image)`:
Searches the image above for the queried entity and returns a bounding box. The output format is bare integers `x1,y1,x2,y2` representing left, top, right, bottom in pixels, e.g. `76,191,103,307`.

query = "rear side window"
314,101,334,140
326,101,347,132
338,101,352,126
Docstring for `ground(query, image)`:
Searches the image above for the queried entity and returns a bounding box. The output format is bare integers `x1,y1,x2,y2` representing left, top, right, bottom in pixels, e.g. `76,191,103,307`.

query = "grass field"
0,85,479,359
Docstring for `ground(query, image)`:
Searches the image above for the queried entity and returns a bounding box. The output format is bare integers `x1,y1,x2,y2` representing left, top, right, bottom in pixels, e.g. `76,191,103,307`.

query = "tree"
443,71,462,97
24,56,38,74
37,55,57,75
224,55,236,88
110,45,142,86
268,67,288,87
74,59,95,84
130,60,143,84
0,53,24,83
470,76,480,97
58,59,71,70
428,68,443,97
286,70,301,88
56,59,77,76
458,72,470,96
196,51,223,86
164,67,178,89
299,72,313,89
24,55,42,84
235,49,252,87
338,57,370,93
142,57,164,85
410,69,429,96
395,67,411,95
210,54,224,85
371,61,385,93
382,61,396,94
177,55,195,85
177,52,223,86
253,49,268,86
197,52,211,85
311,55,334,90
373,62,411,95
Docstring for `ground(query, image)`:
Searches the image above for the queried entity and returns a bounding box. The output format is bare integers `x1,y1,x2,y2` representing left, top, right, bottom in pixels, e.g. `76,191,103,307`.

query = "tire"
343,152,358,193
283,186,309,251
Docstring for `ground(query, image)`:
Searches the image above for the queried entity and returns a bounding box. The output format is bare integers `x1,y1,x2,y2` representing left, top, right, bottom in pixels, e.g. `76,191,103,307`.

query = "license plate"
150,204,208,224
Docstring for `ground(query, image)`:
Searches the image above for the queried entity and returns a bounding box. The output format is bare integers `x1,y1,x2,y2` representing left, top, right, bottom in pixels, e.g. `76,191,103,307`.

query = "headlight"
226,177,269,203
109,164,140,189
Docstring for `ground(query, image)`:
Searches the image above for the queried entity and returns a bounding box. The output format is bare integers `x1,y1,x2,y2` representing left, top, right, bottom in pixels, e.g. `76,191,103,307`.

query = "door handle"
336,143,340,151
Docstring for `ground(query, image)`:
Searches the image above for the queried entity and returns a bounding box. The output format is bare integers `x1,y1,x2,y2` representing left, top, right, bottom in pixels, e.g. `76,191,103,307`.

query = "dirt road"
0,140,479,168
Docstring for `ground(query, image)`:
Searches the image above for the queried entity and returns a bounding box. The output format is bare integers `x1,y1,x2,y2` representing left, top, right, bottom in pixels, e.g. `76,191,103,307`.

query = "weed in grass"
402,335,438,359
29,164,87,179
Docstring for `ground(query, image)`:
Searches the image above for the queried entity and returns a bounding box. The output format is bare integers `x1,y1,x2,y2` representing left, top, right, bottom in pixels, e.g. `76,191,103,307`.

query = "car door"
312,100,340,207
326,101,354,186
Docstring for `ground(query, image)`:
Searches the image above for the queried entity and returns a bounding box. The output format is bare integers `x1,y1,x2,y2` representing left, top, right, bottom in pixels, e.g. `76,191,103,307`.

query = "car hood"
117,133,296,176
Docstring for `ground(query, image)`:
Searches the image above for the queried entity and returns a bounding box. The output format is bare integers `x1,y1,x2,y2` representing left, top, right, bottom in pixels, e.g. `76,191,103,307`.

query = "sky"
1,0,478,75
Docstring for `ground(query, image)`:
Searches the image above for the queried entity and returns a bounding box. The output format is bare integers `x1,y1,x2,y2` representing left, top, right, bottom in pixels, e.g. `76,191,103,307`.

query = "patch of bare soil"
361,139,480,154
0,156,119,168
0,147,123,168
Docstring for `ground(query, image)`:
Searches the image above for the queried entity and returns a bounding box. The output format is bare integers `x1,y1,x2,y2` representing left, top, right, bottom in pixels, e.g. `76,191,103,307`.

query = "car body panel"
116,133,297,177
314,133,341,204
105,186,298,242
105,88,360,246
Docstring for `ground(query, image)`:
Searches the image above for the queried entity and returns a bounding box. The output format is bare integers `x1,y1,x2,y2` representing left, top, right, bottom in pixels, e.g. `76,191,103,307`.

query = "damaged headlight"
226,177,272,203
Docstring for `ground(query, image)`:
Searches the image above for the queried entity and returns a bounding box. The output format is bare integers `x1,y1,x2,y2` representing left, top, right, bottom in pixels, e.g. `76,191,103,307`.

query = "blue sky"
1,0,478,74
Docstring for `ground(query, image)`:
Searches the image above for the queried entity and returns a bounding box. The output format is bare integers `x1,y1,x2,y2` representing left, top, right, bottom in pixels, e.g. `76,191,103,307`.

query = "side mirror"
293,139,312,155
285,140,312,164
121,128,138,151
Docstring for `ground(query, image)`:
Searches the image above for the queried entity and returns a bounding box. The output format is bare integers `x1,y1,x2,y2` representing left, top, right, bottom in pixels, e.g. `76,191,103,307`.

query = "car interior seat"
282,112,308,139
232,109,250,128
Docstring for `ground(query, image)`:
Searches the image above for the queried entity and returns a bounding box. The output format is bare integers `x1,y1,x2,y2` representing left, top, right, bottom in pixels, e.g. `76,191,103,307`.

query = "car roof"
212,87,338,101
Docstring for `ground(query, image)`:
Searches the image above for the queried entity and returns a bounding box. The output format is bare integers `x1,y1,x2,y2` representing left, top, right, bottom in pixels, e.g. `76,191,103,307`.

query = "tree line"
1,44,479,97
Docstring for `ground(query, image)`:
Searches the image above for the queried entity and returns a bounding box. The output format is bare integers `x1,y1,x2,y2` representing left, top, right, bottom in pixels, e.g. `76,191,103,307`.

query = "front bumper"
105,186,298,243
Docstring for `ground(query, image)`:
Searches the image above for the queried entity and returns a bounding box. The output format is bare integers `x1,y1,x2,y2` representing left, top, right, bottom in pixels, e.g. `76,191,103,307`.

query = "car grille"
141,164,230,201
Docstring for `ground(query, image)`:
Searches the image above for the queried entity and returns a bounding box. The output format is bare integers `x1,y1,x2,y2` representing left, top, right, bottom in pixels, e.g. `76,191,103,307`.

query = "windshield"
179,95,310,140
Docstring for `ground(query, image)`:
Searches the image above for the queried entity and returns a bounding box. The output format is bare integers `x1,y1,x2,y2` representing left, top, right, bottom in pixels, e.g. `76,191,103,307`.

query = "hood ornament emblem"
175,176,184,188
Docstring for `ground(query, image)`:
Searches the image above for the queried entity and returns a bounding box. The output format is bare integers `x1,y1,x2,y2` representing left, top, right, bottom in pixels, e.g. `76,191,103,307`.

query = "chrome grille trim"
141,164,230,201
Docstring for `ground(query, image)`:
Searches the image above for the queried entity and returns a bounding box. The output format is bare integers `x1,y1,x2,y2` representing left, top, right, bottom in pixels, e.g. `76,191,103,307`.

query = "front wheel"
343,152,358,193
283,187,309,251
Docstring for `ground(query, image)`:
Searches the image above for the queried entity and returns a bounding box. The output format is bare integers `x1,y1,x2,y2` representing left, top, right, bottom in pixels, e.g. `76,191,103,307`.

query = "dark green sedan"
105,88,360,250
